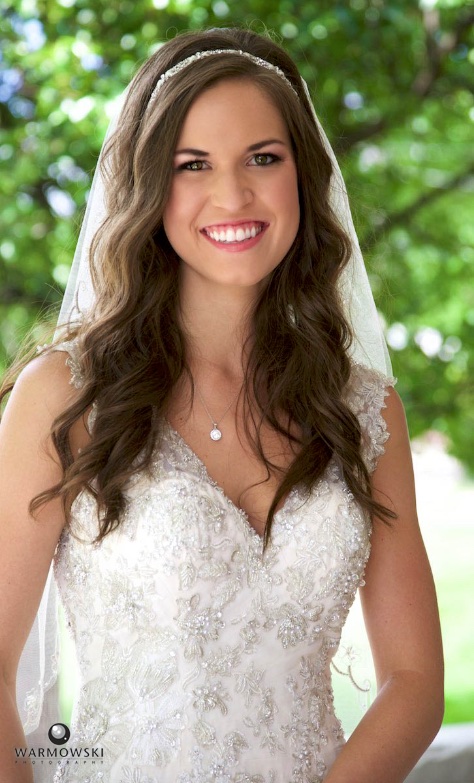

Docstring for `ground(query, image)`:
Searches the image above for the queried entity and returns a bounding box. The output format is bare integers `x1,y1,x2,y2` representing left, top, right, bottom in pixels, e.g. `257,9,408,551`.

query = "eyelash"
252,153,281,166
176,153,282,171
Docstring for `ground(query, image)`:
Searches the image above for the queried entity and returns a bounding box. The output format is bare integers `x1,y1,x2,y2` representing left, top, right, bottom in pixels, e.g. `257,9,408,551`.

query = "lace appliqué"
50,339,85,389
347,363,397,474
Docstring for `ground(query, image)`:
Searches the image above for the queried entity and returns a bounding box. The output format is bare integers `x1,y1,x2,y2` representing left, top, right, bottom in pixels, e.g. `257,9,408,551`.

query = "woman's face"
163,78,300,293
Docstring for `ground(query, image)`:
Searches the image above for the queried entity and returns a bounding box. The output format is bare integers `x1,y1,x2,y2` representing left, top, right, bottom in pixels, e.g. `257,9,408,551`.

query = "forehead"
176,77,290,145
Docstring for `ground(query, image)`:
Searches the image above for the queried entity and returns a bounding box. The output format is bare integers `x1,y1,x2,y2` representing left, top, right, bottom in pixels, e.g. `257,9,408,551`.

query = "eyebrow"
174,138,287,156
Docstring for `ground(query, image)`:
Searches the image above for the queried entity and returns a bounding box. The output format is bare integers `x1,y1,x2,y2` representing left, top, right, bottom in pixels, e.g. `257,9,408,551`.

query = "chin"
215,270,275,288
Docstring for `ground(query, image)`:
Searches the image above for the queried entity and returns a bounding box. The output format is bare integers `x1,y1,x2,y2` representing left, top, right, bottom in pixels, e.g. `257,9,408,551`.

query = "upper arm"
360,387,444,692
0,351,79,689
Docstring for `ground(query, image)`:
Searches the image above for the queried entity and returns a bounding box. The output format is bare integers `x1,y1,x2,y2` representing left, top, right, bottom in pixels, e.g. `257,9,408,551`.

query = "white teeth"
206,224,263,243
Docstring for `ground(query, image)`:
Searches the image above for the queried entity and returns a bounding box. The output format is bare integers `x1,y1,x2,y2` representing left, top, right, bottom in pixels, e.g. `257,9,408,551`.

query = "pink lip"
201,223,268,253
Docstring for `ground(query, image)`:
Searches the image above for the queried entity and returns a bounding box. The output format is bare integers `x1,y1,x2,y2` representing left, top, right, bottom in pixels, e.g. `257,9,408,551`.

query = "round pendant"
210,427,222,441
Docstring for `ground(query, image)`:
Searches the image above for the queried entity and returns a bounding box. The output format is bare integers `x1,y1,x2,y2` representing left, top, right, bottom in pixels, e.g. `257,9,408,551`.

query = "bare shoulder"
11,348,79,412
380,385,408,437
0,347,79,503
4,347,90,460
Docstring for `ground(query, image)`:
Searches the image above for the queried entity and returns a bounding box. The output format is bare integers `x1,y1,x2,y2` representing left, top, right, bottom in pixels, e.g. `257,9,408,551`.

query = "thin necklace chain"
194,383,242,441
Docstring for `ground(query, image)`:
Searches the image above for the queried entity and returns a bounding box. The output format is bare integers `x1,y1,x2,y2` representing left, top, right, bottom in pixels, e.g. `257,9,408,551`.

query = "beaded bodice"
52,341,395,783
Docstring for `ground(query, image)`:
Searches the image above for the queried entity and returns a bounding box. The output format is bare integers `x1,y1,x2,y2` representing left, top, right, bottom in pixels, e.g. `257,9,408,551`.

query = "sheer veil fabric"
17,61,393,761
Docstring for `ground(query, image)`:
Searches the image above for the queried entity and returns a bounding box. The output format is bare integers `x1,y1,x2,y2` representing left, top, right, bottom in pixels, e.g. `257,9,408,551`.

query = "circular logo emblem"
48,723,70,745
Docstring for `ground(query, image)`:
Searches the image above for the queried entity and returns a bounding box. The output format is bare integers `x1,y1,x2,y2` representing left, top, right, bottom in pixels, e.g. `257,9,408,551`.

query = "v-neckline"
162,417,299,542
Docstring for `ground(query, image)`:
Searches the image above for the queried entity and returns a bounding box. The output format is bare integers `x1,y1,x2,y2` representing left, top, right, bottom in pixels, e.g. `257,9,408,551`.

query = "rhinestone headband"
149,48,298,104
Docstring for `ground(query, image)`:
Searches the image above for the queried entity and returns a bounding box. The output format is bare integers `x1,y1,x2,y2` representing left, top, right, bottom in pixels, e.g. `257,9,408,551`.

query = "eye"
177,159,207,171
251,153,281,166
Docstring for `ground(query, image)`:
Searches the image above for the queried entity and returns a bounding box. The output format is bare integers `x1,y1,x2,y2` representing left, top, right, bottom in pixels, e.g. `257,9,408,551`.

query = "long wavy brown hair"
1,27,396,547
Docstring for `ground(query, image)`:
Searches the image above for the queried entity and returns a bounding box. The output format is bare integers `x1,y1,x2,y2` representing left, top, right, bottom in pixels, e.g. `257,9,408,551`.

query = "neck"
177,270,260,380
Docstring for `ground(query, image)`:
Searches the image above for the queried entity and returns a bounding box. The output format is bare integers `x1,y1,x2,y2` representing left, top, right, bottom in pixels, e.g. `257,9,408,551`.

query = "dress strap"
51,339,85,390
345,364,398,474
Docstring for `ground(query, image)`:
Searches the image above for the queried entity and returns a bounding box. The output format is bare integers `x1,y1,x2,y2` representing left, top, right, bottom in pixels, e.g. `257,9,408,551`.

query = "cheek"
163,184,201,238
162,191,184,247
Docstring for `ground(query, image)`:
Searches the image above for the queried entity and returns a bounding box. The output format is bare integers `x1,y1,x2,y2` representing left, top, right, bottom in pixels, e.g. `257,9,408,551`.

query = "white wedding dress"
48,340,394,783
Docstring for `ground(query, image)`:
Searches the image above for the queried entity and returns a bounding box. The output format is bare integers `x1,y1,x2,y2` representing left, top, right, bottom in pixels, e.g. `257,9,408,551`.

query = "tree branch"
335,8,474,156
0,286,60,308
413,7,474,97
361,164,474,251
332,119,389,156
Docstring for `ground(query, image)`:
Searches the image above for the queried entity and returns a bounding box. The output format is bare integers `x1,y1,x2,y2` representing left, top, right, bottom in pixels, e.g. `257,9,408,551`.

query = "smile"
202,221,267,244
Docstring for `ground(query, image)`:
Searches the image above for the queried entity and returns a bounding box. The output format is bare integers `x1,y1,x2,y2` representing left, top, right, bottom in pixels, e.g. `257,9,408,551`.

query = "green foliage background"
1,0,473,726
1,0,473,466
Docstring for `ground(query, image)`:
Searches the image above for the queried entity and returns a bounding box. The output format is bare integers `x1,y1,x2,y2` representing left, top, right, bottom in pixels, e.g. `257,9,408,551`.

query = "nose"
210,168,253,211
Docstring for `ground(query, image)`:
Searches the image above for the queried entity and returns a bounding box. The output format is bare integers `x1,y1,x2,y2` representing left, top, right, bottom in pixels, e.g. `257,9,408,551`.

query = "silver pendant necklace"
195,383,241,441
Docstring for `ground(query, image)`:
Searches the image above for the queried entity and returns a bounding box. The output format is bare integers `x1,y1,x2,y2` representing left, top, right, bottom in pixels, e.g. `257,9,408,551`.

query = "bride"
0,26,443,783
